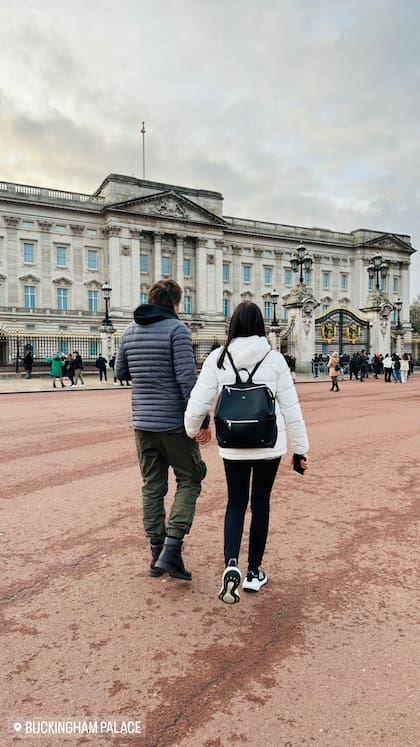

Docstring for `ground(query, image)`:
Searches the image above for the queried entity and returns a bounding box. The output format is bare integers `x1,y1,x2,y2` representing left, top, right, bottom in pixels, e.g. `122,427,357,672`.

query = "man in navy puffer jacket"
116,279,210,580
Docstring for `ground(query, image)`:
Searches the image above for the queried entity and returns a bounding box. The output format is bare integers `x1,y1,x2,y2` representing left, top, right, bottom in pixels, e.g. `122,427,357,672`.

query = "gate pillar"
361,294,394,355
283,286,319,373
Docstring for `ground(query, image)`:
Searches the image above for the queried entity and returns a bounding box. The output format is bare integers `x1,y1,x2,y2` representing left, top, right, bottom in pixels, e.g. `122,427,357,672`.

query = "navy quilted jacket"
116,304,197,431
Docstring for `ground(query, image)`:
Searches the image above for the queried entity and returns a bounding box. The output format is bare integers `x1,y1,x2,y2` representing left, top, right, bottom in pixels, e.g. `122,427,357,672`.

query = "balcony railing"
0,181,104,204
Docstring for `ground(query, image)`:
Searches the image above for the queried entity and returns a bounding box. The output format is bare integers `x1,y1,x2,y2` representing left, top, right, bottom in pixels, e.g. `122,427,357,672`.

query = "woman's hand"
195,428,212,445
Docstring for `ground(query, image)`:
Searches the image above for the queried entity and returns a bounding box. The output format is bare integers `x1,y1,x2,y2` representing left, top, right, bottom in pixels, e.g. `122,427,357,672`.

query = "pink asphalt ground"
1,378,419,747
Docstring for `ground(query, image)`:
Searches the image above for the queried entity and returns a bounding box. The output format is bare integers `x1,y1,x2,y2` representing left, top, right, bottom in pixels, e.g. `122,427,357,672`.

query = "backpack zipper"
227,419,258,428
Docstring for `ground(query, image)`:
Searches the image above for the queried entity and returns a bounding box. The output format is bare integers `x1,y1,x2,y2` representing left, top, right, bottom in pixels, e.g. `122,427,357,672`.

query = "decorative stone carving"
121,245,131,256
19,273,41,284
83,279,102,289
240,290,254,300
102,225,121,237
274,250,283,259
4,216,19,228
129,228,142,239
197,238,208,249
253,248,263,257
38,220,52,232
53,276,73,286
214,240,224,250
332,257,341,265
152,197,186,219
207,254,215,265
231,245,241,255
69,224,85,235
0,273,7,282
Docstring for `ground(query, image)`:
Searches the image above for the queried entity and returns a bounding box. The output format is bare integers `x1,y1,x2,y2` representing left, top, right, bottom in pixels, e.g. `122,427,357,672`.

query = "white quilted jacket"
184,335,309,460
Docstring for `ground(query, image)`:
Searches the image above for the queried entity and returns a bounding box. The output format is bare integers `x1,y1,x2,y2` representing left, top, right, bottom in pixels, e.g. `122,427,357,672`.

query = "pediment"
363,233,414,253
108,190,226,226
19,273,41,284
53,276,73,286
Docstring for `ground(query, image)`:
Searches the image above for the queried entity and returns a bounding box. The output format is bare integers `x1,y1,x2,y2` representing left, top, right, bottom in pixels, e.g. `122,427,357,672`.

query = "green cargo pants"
134,427,207,544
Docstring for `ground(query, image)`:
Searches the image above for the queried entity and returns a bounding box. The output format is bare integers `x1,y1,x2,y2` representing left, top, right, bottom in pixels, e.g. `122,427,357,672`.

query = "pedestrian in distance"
63,354,75,386
311,354,320,378
400,353,409,383
23,349,33,379
359,350,369,381
184,301,309,605
349,353,359,380
382,354,393,382
328,352,341,391
95,353,108,382
72,351,85,387
392,353,401,383
44,352,66,388
116,278,210,582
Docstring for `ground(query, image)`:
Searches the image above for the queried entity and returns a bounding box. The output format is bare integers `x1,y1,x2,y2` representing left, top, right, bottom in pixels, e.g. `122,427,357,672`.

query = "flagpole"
141,121,146,179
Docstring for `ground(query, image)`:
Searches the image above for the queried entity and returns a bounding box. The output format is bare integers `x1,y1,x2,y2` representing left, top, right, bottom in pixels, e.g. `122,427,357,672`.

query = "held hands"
291,454,308,475
195,428,212,445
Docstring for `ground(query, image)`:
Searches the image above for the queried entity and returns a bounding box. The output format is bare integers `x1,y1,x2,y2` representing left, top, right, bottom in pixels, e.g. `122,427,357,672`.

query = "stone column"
102,225,122,308
283,285,320,372
195,238,208,314
214,240,224,316
4,216,20,304
231,245,242,309
69,223,85,311
129,229,142,309
360,294,393,355
254,248,263,305
176,235,184,286
153,232,162,281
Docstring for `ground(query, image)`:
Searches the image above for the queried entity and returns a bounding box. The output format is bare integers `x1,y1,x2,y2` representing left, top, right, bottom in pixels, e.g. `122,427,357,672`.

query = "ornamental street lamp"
394,297,404,354
367,253,389,291
290,244,313,285
101,282,113,329
270,288,279,326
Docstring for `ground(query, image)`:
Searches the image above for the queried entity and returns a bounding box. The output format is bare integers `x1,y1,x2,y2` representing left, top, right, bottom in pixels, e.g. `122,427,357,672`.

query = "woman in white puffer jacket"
185,302,309,604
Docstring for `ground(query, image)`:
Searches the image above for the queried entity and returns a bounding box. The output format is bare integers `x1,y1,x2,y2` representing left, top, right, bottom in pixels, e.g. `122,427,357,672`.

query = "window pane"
264,301,271,320
90,340,98,356
140,254,148,273
368,276,373,291
393,276,399,293
24,286,36,308
23,243,34,263
223,298,230,318
322,272,329,290
183,258,191,277
340,274,347,290
284,269,291,286
223,263,229,282
87,250,97,270
140,292,148,305
88,290,98,312
264,267,272,284
56,246,67,266
304,270,311,286
243,265,251,283
57,288,68,310
162,256,170,275
183,295,192,314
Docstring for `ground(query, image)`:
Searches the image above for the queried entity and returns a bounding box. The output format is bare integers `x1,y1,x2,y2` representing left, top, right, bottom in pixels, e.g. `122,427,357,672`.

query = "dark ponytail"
217,301,267,369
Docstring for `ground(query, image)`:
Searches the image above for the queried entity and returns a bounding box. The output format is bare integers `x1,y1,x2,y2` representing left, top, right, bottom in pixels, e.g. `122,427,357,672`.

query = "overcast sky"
1,0,419,299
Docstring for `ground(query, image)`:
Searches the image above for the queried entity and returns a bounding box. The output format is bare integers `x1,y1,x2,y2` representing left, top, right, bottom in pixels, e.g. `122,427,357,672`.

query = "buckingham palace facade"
0,173,415,344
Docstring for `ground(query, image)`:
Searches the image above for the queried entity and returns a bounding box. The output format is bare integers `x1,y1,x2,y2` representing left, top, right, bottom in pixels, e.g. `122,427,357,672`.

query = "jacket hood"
133,304,178,326
227,335,271,369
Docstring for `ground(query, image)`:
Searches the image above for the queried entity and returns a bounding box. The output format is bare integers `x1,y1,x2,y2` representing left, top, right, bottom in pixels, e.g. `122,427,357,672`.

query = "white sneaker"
81,384,85,387
242,569,267,592
218,560,241,604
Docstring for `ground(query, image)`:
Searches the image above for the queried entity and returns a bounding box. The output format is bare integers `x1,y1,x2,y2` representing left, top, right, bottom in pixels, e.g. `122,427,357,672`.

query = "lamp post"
367,253,389,291
101,281,113,328
394,297,403,355
290,244,313,285
270,288,279,326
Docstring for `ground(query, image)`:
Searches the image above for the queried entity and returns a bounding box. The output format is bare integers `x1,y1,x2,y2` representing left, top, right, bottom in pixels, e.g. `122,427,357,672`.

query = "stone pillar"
195,238,208,314
4,216,20,304
214,240,224,316
100,330,116,361
360,294,393,355
254,248,263,305
129,229,142,309
153,232,162,281
69,223,85,310
102,225,121,307
283,285,320,372
176,235,184,286
231,245,242,309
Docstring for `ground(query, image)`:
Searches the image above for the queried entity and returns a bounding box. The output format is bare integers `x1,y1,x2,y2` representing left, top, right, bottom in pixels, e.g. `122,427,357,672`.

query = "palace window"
57,287,68,311
140,292,148,305
264,267,272,285
393,276,399,293
368,276,373,291
56,225,66,232
24,285,36,309
56,246,67,267
264,301,271,320
86,228,96,236
282,307,288,321
284,269,292,286
243,265,251,284
223,263,230,282
223,298,230,318
90,340,98,357
322,272,330,290
183,258,191,278
22,220,34,229
26,324,36,331
140,254,148,273
162,256,171,276
88,290,98,312
340,274,348,291
23,242,34,264
87,250,98,270
183,295,192,314
304,270,311,286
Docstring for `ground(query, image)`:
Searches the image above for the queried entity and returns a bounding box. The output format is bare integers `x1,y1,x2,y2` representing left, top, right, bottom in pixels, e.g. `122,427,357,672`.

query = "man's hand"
195,428,212,445
290,454,308,474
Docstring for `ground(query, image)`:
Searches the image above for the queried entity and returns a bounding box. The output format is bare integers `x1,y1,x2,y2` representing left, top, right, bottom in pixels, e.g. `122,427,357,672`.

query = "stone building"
0,173,415,353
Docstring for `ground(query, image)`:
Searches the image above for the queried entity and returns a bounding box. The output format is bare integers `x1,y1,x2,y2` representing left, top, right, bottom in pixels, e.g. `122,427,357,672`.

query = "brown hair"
148,279,182,311
217,301,267,369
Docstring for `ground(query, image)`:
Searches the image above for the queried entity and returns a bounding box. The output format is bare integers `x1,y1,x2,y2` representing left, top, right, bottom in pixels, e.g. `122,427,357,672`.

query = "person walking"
116,278,210,581
63,353,75,386
23,349,33,379
359,350,369,381
95,354,108,382
328,352,341,391
349,353,359,381
400,353,410,383
72,351,85,387
392,353,401,383
311,354,320,378
44,352,66,388
184,301,309,604
382,354,393,382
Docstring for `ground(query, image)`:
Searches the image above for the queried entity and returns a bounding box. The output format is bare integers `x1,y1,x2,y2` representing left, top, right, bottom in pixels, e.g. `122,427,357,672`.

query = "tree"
409,300,420,332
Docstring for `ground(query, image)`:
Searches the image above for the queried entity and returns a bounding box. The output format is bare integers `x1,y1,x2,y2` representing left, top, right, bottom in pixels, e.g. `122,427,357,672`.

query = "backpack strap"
226,349,272,384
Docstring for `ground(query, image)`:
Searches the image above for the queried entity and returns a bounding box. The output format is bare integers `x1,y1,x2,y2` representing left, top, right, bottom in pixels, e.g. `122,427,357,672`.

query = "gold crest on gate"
320,321,336,343
345,322,361,344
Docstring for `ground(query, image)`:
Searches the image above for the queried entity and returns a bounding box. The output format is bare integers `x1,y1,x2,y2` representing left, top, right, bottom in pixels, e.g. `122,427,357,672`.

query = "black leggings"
223,457,281,572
